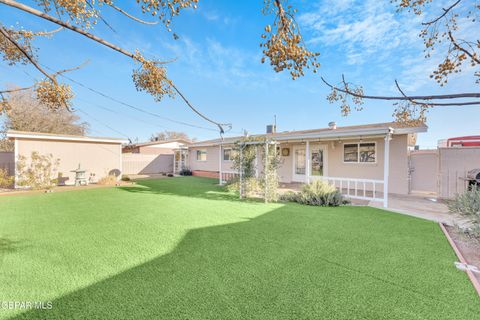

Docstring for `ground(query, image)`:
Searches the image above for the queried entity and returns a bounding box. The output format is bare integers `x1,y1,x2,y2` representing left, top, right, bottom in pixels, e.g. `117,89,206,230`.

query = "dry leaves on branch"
136,0,199,30
326,85,364,117
34,80,74,110
132,51,175,102
261,0,320,80
0,26,36,65
392,101,429,127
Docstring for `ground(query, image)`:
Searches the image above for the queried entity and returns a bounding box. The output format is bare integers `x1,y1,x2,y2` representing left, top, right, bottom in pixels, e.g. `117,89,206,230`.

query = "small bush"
121,176,131,181
449,188,480,236
279,190,298,202
179,168,192,176
97,175,117,185
0,168,14,188
280,180,347,207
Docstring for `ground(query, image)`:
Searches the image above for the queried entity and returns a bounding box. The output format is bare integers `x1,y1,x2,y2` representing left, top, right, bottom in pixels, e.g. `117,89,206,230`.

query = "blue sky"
1,0,478,147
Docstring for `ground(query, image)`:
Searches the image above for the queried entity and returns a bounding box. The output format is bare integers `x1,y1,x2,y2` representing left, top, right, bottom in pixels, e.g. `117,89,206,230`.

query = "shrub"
121,176,131,181
449,188,480,236
279,190,298,202
179,168,192,176
0,168,14,188
280,180,347,206
97,175,118,185
16,152,60,190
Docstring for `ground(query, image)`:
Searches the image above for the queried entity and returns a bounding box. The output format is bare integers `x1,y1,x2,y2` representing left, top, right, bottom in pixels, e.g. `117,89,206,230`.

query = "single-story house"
122,139,190,155
173,122,427,207
7,130,128,186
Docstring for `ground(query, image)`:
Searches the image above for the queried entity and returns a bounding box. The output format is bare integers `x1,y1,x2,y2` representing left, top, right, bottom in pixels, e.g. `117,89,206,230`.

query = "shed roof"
7,130,129,144
129,139,191,148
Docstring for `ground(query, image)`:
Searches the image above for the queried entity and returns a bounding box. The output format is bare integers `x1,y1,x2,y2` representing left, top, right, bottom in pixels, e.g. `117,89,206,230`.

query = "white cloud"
299,0,423,65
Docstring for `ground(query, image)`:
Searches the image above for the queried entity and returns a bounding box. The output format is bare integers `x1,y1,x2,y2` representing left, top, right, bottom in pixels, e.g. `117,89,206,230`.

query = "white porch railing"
318,176,386,206
220,171,239,184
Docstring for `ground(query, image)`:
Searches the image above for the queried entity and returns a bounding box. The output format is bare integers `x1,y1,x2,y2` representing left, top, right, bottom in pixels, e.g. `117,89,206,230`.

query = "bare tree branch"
170,84,229,134
16,26,63,36
52,60,90,76
86,1,117,33
0,0,137,59
321,76,480,100
0,86,33,94
108,3,159,25
448,31,480,65
422,0,462,26
394,80,479,106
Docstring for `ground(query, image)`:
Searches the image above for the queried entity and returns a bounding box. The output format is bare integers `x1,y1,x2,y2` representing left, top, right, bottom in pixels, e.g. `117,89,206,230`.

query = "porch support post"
265,141,269,203
255,146,259,178
219,144,223,185
173,151,176,175
383,132,391,208
239,145,243,199
13,138,18,189
305,140,310,184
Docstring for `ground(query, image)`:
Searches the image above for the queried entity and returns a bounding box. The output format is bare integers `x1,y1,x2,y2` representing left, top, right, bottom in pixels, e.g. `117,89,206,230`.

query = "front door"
292,146,306,182
309,145,327,180
292,145,327,182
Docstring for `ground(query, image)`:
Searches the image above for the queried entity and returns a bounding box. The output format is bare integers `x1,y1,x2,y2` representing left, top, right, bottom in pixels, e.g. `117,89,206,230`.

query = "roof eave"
7,131,129,144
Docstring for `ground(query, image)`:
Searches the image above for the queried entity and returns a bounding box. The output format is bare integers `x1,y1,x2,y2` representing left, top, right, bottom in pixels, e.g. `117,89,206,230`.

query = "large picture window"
343,142,376,163
196,149,207,161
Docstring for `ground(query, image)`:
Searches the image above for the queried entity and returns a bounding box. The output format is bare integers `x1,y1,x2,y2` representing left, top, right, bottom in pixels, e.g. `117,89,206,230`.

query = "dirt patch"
445,225,480,283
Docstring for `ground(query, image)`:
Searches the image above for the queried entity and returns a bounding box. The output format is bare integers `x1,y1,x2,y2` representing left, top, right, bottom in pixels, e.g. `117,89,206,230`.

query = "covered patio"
218,127,396,207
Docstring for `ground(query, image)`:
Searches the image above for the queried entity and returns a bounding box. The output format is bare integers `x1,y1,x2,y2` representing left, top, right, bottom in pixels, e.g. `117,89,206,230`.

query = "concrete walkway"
368,194,468,226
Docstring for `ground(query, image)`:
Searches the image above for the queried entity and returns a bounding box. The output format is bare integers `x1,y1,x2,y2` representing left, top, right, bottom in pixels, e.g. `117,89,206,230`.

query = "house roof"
7,130,129,144
127,138,191,148
190,122,427,147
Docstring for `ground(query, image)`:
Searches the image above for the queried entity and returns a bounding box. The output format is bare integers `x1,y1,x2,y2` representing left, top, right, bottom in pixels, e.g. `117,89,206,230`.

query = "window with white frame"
223,148,238,161
196,149,207,161
343,142,376,163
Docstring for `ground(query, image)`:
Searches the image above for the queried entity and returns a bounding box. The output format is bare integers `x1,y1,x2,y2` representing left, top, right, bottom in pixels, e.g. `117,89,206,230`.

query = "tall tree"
0,88,88,151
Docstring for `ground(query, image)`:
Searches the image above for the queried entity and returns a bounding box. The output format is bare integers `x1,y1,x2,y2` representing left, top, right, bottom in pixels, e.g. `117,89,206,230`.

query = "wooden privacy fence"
0,152,14,176
122,154,173,175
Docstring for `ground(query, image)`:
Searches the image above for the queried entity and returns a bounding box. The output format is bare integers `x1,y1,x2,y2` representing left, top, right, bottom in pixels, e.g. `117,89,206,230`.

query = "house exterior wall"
188,146,235,174
187,134,410,195
15,138,123,185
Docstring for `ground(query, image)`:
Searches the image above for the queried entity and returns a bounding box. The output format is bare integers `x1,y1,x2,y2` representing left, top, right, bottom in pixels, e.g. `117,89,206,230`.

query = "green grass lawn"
0,177,478,319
